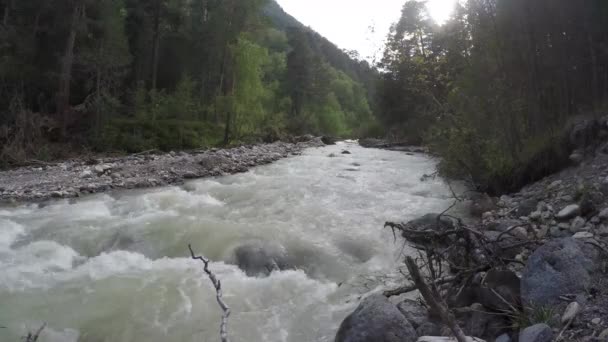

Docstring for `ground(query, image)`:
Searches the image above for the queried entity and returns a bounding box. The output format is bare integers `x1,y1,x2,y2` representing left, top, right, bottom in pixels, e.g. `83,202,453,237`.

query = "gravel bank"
0,138,324,203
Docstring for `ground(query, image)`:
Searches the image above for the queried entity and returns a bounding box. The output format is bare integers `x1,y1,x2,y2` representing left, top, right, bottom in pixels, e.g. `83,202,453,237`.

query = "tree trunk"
151,0,161,91
57,0,84,136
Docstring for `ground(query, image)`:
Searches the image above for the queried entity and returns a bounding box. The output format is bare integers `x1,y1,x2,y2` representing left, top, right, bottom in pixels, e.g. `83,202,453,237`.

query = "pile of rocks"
0,137,324,203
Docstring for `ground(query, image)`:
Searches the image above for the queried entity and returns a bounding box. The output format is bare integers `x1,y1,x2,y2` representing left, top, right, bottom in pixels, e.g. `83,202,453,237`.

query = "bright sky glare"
276,0,457,62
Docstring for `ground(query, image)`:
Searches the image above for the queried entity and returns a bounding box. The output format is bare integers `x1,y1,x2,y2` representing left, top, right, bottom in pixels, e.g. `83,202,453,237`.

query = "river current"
0,141,458,342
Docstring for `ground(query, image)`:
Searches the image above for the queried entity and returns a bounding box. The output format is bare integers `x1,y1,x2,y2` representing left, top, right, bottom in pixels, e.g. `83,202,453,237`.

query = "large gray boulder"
519,324,552,342
232,242,290,277
335,294,417,342
521,238,598,306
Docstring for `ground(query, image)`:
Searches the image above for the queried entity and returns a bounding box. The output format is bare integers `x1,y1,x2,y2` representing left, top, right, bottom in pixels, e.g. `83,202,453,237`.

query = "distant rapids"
0,141,459,342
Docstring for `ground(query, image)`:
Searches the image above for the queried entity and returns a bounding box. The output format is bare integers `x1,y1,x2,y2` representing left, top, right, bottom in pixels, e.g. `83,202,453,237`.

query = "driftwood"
24,323,46,342
405,257,468,342
189,244,231,342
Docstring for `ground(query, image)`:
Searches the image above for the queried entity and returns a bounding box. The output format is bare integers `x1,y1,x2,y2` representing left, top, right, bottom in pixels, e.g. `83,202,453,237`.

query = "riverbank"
0,137,325,203
336,147,608,341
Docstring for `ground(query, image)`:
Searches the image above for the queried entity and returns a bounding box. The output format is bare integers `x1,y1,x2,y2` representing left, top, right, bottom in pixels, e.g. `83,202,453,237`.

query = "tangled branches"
189,244,231,342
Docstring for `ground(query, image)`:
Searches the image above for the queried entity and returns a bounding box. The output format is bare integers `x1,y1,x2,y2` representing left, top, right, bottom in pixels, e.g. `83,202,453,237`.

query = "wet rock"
233,242,289,277
342,150,352,155
592,317,602,325
321,136,337,145
335,294,416,342
556,204,581,221
518,323,552,342
521,238,598,306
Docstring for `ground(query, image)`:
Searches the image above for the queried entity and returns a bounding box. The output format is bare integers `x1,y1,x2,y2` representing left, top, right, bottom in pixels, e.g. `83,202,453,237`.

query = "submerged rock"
232,242,290,277
335,294,416,342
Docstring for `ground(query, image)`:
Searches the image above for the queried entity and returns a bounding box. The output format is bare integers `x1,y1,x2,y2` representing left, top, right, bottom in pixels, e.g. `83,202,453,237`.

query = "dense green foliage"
0,0,377,165
377,0,608,193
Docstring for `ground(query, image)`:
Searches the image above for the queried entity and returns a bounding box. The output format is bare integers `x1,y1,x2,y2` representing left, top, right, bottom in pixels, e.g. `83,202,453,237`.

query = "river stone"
517,198,538,217
518,324,552,342
556,204,580,221
335,294,416,342
570,216,586,232
233,243,289,277
495,333,511,342
599,208,608,220
521,238,597,306
561,302,582,324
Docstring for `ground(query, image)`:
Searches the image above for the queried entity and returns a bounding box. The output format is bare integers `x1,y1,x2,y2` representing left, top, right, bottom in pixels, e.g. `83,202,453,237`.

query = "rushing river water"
0,142,459,342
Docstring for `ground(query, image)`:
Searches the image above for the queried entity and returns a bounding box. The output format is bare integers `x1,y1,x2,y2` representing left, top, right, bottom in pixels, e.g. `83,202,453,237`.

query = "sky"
275,0,457,62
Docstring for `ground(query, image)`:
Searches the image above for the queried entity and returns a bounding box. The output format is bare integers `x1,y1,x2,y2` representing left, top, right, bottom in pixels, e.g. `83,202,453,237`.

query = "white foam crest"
0,219,25,248
0,240,80,291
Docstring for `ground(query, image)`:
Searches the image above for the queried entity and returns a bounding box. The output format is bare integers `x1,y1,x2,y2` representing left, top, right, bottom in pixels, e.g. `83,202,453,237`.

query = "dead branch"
189,244,231,342
406,257,468,342
384,275,457,297
24,323,46,342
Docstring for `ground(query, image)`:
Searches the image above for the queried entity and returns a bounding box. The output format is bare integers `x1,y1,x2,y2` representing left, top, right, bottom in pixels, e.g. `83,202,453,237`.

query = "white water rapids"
0,142,460,342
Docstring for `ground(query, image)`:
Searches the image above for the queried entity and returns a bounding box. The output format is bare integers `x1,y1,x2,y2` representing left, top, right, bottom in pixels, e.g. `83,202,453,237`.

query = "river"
0,141,459,342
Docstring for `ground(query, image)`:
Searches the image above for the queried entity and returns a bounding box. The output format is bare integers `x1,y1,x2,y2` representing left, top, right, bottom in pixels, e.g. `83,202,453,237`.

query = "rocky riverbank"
337,128,608,341
0,137,324,203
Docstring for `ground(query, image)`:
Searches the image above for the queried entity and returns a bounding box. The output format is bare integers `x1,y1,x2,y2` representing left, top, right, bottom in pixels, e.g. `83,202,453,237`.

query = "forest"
0,0,378,166
3,0,608,195
377,0,608,193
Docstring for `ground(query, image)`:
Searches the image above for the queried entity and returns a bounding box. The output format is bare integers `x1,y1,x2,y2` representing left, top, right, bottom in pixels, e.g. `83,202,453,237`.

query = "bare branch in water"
24,323,46,342
189,244,231,342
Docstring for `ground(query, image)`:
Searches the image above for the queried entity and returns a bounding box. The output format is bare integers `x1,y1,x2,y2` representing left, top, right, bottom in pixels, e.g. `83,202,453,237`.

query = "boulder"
321,136,337,145
335,294,416,342
397,299,430,329
521,238,598,306
232,242,290,277
342,150,352,155
400,214,456,247
518,324,552,342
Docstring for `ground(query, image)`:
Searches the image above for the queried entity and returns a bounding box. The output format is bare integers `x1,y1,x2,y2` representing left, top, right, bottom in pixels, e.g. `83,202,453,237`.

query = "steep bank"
336,146,608,342
0,138,324,203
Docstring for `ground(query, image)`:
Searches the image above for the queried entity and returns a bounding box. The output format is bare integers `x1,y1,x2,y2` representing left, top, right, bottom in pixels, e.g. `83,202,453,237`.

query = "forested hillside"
377,0,608,193
0,0,378,166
